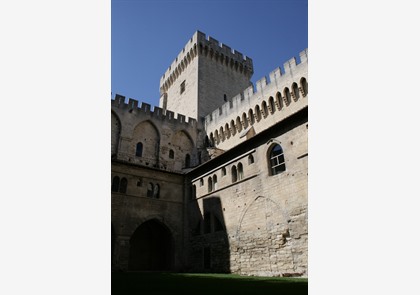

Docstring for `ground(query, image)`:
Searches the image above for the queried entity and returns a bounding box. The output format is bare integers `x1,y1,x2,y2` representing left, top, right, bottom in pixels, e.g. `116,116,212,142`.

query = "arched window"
209,133,214,146
276,92,283,110
119,177,127,194
230,120,236,136
213,175,218,191
248,154,254,164
284,87,291,105
268,96,275,114
248,109,255,125
236,116,242,132
292,82,300,101
219,127,225,142
225,123,230,139
255,105,262,122
208,177,213,193
238,162,244,180
269,144,286,175
242,113,248,128
221,167,226,176
153,184,160,198
300,77,308,96
231,165,238,183
185,154,191,168
135,142,143,157
112,176,120,192
169,149,174,159
147,183,154,197
261,101,268,118
214,130,220,145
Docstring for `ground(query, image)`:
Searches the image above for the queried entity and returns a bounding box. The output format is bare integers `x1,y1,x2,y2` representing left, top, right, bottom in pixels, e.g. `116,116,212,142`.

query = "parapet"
204,49,308,126
160,30,254,94
111,94,197,127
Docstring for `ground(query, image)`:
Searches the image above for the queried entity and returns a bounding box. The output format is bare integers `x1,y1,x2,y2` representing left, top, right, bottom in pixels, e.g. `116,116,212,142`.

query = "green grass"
112,272,308,295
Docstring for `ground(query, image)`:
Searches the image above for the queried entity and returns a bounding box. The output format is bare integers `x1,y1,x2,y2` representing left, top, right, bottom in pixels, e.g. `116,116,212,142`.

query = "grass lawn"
112,272,308,295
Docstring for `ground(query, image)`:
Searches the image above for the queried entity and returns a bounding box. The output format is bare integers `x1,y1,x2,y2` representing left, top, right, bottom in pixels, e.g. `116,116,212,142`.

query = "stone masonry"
111,30,308,277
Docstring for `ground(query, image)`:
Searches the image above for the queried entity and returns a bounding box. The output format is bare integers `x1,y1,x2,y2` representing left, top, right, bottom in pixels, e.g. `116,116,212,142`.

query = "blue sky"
112,0,308,107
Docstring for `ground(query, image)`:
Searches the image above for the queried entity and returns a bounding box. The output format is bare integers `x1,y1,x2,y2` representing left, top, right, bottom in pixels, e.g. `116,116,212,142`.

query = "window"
221,167,226,176
284,87,291,105
213,175,218,191
231,165,238,183
136,142,143,157
300,77,308,96
248,154,254,164
208,177,213,193
261,101,268,118
268,96,275,114
269,144,286,175
169,149,174,159
137,178,143,187
147,183,154,197
180,80,186,94
292,82,300,100
185,154,191,168
199,178,204,187
238,162,244,180
153,184,160,198
112,176,120,192
119,178,127,194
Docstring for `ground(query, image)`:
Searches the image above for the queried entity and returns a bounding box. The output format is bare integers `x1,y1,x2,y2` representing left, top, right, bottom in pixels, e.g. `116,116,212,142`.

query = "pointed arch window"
169,149,174,159
269,144,286,175
135,142,143,157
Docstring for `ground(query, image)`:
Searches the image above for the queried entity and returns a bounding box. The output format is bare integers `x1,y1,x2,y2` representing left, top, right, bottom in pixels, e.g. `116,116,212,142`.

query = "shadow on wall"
188,196,230,273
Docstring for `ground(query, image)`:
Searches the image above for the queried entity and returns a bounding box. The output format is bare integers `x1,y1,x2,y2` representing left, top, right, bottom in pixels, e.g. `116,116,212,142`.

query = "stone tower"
159,31,253,120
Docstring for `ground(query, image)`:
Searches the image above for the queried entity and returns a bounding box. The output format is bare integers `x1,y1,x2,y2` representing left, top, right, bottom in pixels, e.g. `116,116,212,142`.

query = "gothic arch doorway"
128,219,173,271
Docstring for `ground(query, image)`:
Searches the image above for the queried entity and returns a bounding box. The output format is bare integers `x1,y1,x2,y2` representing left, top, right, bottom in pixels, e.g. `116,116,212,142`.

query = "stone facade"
111,30,308,277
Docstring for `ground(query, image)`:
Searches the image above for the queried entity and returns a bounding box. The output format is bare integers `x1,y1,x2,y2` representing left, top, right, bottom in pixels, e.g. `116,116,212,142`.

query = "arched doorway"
128,219,173,271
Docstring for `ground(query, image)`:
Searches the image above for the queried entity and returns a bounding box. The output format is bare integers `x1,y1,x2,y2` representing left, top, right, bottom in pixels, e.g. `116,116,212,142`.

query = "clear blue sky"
112,0,308,107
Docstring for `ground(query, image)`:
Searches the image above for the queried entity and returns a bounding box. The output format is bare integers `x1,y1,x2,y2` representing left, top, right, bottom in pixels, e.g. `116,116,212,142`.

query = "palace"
111,31,308,277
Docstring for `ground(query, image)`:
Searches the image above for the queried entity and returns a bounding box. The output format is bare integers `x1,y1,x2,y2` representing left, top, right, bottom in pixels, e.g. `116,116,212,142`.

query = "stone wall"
187,108,308,277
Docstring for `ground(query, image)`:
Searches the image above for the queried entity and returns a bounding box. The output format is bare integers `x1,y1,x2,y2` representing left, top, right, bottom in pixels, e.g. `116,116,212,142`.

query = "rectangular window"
180,80,186,94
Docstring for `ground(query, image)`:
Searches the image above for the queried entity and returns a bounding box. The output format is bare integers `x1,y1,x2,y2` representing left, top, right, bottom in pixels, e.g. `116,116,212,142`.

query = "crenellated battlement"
111,94,197,127
195,31,253,75
159,31,254,94
204,49,308,127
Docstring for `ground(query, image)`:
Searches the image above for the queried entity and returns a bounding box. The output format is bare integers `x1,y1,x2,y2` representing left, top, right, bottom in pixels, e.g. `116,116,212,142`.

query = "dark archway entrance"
128,219,173,271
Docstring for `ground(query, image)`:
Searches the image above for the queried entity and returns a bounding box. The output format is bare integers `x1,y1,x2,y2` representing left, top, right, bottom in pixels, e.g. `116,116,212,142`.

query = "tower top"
159,31,253,94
